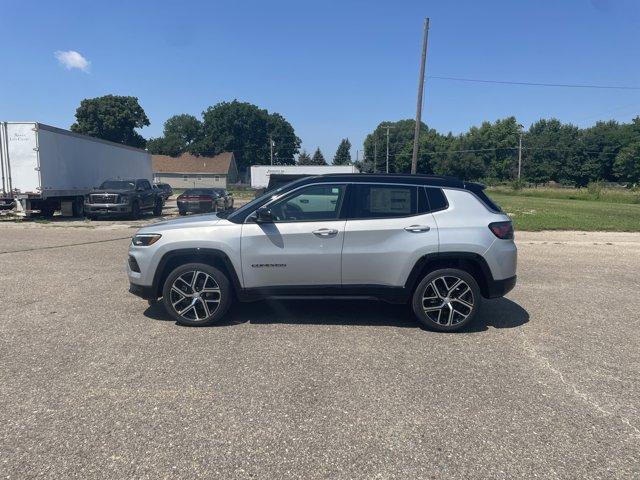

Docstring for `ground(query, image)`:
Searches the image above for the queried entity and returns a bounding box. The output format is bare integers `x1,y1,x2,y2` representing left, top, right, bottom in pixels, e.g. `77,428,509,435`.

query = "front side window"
349,184,417,219
268,184,345,222
137,180,152,190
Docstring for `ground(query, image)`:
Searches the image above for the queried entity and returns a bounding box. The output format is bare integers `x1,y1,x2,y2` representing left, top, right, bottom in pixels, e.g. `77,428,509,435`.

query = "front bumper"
85,202,132,215
129,282,156,300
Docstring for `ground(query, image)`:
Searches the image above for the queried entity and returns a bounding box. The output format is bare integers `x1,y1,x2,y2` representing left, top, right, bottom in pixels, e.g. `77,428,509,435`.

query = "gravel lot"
1,223,639,479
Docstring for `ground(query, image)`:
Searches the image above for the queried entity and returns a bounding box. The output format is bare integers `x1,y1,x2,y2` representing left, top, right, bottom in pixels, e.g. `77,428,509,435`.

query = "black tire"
86,214,97,221
130,201,141,219
40,206,55,218
161,263,232,327
153,199,163,216
72,196,84,217
178,209,187,216
412,268,481,332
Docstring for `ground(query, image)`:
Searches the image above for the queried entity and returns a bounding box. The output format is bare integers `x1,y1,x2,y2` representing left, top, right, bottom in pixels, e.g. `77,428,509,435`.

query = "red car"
176,188,225,215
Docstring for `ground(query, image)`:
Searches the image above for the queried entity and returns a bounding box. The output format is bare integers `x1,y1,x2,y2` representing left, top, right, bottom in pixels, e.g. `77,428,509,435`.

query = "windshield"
227,177,316,223
182,189,216,196
227,187,284,220
99,180,135,190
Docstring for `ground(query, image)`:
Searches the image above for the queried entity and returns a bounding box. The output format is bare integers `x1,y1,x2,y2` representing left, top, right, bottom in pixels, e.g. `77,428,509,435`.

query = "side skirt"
237,285,410,304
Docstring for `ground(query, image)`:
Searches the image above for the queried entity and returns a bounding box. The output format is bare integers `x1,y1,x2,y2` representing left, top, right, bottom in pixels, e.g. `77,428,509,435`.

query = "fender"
152,248,243,298
404,252,495,298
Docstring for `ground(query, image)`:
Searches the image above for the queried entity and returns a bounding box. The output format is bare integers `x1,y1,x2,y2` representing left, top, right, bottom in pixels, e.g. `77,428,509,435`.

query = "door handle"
312,228,339,237
404,225,431,233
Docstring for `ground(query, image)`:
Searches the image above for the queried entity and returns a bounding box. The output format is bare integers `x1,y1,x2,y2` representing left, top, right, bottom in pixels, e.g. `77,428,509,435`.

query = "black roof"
289,173,481,190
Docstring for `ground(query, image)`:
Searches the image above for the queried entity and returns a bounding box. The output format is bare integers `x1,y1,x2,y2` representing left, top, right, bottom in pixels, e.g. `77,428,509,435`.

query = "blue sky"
1,0,639,160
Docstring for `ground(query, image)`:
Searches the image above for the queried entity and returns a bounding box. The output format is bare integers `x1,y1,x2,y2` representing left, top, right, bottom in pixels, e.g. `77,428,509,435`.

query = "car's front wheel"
161,263,232,326
153,199,163,216
412,268,480,332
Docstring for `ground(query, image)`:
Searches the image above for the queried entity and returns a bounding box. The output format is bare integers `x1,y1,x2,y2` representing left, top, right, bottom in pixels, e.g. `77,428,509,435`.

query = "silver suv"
128,174,517,332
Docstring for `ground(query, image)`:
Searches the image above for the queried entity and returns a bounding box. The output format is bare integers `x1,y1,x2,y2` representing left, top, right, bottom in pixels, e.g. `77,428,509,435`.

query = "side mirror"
255,206,274,223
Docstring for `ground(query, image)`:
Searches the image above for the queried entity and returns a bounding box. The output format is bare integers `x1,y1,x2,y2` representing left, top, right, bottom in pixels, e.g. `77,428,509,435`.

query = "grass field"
488,191,640,231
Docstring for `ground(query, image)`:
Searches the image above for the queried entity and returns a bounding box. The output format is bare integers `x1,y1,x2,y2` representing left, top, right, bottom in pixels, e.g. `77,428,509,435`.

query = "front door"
136,180,154,208
241,184,347,288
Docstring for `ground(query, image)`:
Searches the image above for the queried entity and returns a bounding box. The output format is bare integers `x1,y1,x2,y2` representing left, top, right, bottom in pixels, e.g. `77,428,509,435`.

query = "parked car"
128,174,517,331
85,179,164,219
154,183,173,201
213,188,234,210
176,188,225,215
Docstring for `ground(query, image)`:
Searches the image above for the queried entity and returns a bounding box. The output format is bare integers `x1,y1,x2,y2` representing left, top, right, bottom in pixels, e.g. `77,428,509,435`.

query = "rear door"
241,183,347,288
341,184,439,287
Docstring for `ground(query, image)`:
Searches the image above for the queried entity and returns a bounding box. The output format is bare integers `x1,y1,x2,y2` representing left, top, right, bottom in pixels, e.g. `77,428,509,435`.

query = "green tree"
193,100,300,171
146,136,183,156
613,142,640,183
147,114,202,156
268,113,301,165
71,95,149,148
333,138,352,165
311,148,327,165
297,150,313,165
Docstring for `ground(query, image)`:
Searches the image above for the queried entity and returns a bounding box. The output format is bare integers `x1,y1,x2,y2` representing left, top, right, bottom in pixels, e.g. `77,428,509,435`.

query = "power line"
427,75,640,91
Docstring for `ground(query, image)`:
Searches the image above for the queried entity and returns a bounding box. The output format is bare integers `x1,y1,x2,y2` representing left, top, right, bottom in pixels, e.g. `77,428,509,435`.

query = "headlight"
120,195,129,203
132,234,162,246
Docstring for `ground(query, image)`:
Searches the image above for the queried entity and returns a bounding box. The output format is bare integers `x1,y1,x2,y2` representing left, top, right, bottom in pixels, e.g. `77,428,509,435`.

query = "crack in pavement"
518,328,640,439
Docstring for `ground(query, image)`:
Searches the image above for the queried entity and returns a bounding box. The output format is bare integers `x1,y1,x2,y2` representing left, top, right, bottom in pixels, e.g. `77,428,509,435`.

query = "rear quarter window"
425,188,449,212
473,190,502,213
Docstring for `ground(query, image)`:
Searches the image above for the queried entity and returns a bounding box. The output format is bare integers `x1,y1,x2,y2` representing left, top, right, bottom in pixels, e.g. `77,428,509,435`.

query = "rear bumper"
485,275,517,299
177,200,216,212
129,282,156,300
85,203,132,215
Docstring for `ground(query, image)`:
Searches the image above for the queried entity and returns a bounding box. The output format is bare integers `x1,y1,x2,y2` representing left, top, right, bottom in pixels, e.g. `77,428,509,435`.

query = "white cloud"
54,50,90,73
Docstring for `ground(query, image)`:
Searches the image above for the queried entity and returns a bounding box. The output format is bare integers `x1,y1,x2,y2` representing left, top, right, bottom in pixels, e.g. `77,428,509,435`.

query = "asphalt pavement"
1,225,638,479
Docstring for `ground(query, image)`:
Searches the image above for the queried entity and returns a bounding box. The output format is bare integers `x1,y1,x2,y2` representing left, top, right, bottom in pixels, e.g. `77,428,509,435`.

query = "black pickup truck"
84,179,164,219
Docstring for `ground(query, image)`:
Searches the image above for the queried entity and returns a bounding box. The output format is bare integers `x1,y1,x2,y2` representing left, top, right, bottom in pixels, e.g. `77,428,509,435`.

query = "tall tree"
147,114,202,156
333,138,352,165
268,113,301,165
192,100,300,171
613,142,640,183
297,150,313,165
71,95,149,148
311,148,327,165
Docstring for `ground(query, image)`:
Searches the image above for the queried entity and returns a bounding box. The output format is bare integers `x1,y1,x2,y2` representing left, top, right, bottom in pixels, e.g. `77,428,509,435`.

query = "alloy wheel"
169,270,221,321
422,275,474,326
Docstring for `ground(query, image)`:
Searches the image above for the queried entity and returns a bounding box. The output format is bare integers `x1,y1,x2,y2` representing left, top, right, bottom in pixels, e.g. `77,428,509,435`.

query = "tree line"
69,95,640,184
361,116,640,185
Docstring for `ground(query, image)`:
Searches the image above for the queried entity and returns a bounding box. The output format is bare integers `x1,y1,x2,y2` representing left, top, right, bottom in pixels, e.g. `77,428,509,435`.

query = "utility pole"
517,124,523,180
374,137,378,173
411,17,430,174
269,136,274,166
385,124,391,174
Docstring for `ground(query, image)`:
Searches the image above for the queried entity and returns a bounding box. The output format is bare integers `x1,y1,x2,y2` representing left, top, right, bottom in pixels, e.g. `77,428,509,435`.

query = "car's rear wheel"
178,209,187,216
412,268,480,332
162,263,232,326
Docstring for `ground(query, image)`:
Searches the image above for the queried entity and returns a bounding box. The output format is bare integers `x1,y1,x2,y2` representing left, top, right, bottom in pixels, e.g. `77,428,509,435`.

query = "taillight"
489,221,514,239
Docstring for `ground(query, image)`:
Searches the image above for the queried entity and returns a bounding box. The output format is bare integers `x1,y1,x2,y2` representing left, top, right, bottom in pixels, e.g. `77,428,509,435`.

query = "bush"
587,181,604,199
510,179,526,191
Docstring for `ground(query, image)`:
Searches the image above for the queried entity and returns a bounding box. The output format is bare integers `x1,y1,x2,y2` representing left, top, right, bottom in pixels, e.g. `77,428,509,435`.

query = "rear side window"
425,188,449,212
349,185,417,219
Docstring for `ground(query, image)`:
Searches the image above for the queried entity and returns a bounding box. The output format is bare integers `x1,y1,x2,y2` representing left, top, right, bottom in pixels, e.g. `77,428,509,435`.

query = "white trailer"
250,164,358,189
0,122,152,217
